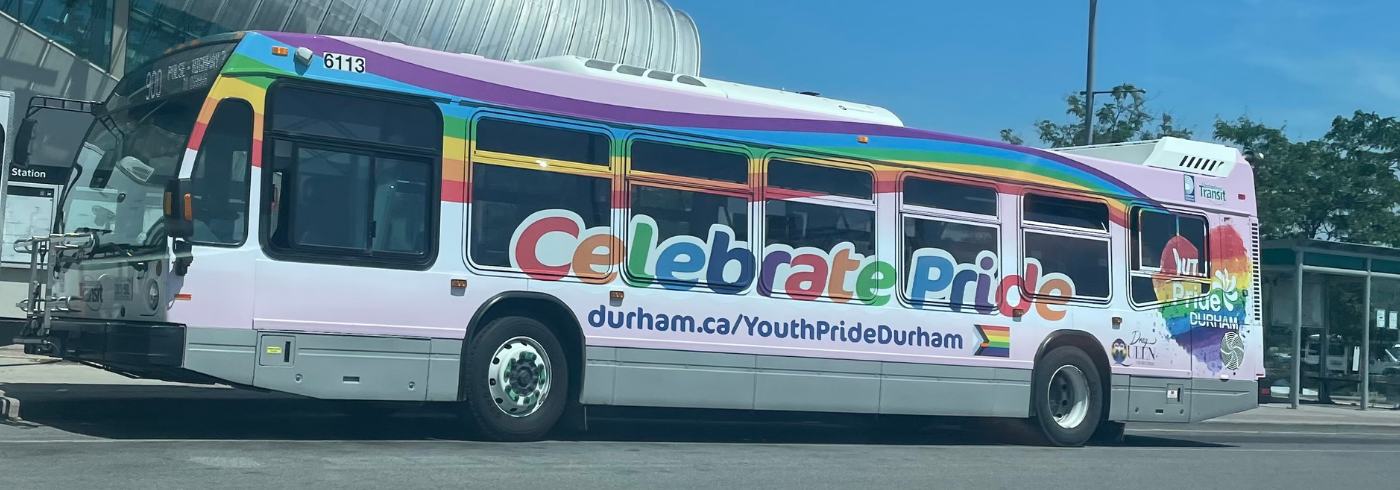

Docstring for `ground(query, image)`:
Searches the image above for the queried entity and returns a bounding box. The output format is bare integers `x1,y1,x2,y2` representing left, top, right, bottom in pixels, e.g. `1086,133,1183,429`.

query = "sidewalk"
1131,402,1400,435
5,345,1400,435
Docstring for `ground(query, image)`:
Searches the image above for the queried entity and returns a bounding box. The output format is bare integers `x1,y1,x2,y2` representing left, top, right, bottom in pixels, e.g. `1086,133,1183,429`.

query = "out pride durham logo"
507,209,1081,320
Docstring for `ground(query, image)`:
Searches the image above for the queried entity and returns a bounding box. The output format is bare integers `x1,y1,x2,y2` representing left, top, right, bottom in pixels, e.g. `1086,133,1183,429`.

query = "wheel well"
1033,330,1113,418
464,293,585,404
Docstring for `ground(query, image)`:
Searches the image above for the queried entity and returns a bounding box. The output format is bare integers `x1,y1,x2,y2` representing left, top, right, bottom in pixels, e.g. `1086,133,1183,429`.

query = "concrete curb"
0,388,19,421
1129,421,1400,436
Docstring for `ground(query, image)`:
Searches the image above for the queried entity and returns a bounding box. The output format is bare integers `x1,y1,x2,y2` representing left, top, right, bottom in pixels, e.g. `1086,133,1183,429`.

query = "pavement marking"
189,456,264,468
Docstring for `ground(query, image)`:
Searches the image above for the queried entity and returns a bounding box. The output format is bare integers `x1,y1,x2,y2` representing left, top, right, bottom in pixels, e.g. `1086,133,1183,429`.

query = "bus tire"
1031,346,1103,447
462,315,570,442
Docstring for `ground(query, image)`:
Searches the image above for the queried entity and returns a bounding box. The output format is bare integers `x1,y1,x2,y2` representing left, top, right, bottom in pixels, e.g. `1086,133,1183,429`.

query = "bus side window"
468,118,612,275
763,160,875,301
189,99,254,246
1022,194,1111,301
626,140,752,292
261,84,441,268
899,177,1000,309
1129,207,1209,305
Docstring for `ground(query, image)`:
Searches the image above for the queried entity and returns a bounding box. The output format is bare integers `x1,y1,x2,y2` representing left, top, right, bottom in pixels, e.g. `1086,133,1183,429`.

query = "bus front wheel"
462,315,570,442
1031,346,1104,447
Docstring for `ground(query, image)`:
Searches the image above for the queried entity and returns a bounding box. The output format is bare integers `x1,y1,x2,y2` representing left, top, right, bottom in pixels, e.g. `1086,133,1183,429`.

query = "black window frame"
627,137,751,185
474,115,611,167
1023,193,1110,232
1019,192,1113,303
1128,206,1212,307
901,175,999,218
760,156,878,301
465,112,616,278
466,162,614,275
624,136,755,291
899,216,1002,309
767,158,874,202
897,174,1001,309
259,80,443,271
187,97,256,248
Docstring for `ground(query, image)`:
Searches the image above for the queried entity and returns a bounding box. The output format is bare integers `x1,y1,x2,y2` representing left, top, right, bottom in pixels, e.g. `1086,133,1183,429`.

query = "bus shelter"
1261,239,1400,410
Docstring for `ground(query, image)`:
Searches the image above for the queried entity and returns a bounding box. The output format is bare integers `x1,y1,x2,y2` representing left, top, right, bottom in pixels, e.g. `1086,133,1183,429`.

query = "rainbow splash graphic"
1157,225,1253,373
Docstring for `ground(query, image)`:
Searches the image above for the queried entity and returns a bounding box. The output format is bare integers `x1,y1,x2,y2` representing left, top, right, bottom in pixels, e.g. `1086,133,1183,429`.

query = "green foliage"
1214,112,1400,245
1001,84,1193,148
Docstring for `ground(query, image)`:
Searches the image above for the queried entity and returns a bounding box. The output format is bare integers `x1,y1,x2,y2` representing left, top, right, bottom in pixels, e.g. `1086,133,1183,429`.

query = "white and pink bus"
11,31,1261,445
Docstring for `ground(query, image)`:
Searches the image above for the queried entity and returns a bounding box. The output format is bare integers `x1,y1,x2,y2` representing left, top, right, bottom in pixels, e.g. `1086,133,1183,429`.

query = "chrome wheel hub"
1048,365,1090,429
487,336,552,417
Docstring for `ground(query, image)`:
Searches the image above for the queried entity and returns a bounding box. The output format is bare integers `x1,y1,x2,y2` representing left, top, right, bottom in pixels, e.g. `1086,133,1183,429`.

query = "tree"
1215,112,1400,245
1002,84,1193,148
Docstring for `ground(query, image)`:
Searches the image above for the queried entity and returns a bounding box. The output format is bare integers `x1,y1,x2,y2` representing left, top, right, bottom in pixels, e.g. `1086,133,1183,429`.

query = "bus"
10,31,1262,445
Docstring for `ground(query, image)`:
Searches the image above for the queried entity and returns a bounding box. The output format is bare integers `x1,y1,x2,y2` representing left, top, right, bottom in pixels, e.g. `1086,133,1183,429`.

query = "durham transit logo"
974,325,1010,357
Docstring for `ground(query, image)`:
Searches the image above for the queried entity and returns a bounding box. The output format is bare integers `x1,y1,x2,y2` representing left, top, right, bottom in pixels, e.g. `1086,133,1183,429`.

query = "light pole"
1084,0,1098,145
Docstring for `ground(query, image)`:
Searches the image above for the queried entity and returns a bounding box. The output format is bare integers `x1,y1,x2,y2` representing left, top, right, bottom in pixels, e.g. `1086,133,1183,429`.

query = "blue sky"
671,0,1397,145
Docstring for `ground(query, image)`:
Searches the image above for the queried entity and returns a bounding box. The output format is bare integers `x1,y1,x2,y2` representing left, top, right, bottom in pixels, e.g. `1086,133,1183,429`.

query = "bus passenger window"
1022,194,1111,301
189,99,254,245
903,218,998,307
475,118,610,167
1025,194,1109,231
763,160,875,300
903,177,997,216
626,141,752,291
630,141,748,184
262,83,441,268
265,143,433,261
1130,208,1209,305
271,86,439,150
768,160,872,200
469,164,611,269
1024,232,1110,300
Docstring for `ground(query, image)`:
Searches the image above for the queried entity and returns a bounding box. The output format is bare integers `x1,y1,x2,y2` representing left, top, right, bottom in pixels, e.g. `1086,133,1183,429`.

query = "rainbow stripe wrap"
184,31,1171,224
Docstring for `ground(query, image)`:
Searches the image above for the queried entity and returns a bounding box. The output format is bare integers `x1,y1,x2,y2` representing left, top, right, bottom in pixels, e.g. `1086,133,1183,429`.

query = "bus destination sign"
110,43,236,110
143,45,231,102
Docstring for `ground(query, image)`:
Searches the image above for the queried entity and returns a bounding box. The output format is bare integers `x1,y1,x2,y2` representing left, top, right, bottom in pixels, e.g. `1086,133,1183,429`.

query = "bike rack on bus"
11,233,96,351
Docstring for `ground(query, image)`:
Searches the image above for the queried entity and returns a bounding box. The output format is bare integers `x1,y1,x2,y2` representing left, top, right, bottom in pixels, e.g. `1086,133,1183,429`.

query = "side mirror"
11,118,36,167
163,178,195,239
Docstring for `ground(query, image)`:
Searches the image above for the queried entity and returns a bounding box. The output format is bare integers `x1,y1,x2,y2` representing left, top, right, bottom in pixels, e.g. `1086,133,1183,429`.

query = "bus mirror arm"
163,178,196,276
173,239,193,276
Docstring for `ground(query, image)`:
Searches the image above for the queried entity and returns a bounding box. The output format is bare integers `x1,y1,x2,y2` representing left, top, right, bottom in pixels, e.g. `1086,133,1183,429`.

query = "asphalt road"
1,388,1397,490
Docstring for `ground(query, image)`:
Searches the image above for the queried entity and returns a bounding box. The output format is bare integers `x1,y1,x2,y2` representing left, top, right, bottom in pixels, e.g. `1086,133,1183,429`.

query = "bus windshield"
61,93,203,248
59,42,233,250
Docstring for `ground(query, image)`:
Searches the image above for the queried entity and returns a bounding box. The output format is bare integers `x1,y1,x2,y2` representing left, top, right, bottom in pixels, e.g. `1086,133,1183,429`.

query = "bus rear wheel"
462,315,570,442
1031,346,1104,447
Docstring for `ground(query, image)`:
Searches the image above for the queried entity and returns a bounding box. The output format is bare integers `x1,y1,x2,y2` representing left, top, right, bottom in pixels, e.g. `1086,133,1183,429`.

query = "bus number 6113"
323,52,366,73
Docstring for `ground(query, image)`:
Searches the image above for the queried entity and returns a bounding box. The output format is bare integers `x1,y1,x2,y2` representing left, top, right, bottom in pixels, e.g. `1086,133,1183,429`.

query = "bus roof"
234,31,1253,214
517,55,905,127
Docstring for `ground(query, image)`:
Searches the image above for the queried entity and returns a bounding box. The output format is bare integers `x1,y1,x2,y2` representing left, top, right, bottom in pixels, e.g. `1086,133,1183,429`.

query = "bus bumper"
26,318,186,371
